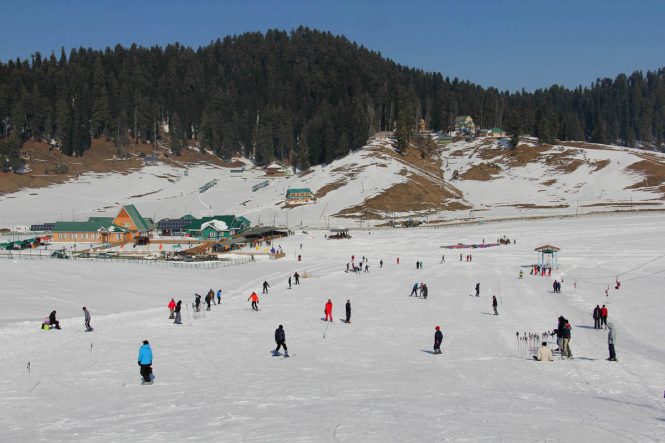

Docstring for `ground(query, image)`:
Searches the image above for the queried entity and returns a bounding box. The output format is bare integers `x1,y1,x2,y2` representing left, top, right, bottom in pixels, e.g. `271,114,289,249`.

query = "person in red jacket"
600,305,608,329
168,298,176,319
324,299,333,322
248,292,260,311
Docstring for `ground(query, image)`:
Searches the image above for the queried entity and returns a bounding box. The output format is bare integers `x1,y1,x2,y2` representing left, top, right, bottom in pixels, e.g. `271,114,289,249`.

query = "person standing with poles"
492,296,498,315
82,307,93,331
138,340,153,384
262,281,270,294
273,325,289,357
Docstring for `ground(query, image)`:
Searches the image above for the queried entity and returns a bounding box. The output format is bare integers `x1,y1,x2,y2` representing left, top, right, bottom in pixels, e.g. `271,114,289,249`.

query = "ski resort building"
286,188,314,204
51,204,153,243
454,115,476,134
185,215,251,239
265,163,286,176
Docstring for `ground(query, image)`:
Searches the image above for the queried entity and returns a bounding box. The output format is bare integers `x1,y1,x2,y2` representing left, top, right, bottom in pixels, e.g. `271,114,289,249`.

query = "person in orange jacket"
168,298,176,319
324,299,333,322
248,292,260,311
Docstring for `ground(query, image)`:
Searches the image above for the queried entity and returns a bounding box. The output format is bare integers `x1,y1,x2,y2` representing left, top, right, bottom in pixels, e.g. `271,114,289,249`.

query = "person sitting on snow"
533,342,553,361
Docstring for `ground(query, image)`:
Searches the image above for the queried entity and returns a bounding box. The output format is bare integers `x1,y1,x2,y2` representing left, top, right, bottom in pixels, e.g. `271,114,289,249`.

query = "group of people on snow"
409,282,429,299
592,304,608,329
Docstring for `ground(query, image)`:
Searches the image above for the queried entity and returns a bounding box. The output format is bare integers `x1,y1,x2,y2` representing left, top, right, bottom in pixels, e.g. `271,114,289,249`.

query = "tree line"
1,27,665,169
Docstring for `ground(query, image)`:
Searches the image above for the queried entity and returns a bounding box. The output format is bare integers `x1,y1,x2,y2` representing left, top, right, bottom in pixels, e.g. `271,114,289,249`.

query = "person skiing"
248,292,260,311
288,276,292,289
600,305,608,329
475,283,480,297
138,340,153,384
492,296,498,315
346,263,350,273
82,306,92,331
345,300,351,323
194,294,201,312
174,300,182,324
533,341,553,361
48,310,61,329
324,299,333,322
168,298,176,319
204,291,212,311
294,272,300,285
422,284,429,299
434,326,443,354
416,260,420,269
207,288,215,305
593,305,601,329
380,259,383,268
262,281,270,294
561,322,573,359
607,322,617,361
441,254,445,263
364,263,369,273
410,283,419,297
216,289,222,305
273,325,289,357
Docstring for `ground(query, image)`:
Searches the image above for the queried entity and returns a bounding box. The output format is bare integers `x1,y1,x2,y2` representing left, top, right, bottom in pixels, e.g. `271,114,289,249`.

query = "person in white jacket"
607,322,617,361
533,342,553,361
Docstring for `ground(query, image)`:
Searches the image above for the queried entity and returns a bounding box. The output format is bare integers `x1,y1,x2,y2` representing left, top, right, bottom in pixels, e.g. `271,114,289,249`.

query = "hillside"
2,135,665,228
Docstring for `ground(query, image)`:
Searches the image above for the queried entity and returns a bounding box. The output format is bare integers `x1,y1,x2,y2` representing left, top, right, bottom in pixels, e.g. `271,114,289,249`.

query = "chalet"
185,215,251,239
286,188,314,204
51,204,152,243
265,163,286,176
488,128,508,138
454,115,476,134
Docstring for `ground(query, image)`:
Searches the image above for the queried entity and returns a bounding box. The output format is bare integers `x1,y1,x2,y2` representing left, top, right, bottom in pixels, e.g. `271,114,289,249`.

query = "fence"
0,250,253,269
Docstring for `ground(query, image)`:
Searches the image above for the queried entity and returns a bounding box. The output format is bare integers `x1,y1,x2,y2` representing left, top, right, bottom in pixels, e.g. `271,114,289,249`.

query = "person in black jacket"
555,316,566,350
434,326,443,354
49,310,61,329
475,283,480,297
345,300,351,323
262,281,270,294
174,300,182,324
492,296,498,315
273,325,289,357
592,305,601,329
204,292,212,311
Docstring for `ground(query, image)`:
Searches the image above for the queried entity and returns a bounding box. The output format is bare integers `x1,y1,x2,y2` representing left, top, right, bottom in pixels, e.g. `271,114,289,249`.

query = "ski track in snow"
1,214,665,440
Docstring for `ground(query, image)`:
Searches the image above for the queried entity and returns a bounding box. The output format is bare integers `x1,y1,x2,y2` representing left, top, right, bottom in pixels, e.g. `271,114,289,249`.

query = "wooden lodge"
51,205,153,243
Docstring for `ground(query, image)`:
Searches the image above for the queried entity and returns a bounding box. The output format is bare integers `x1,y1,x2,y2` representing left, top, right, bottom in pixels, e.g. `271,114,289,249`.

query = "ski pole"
323,322,329,340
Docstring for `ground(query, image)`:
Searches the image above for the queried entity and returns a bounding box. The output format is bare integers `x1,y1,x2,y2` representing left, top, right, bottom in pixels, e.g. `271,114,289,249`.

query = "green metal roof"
286,188,313,196
490,127,504,133
88,217,114,223
186,215,249,232
121,204,152,232
53,221,111,232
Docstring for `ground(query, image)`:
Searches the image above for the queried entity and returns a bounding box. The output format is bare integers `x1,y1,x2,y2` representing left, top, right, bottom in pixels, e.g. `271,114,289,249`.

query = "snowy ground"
2,213,665,441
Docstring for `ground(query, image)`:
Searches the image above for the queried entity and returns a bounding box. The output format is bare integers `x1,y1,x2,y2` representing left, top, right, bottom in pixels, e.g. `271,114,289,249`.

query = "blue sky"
1,0,663,91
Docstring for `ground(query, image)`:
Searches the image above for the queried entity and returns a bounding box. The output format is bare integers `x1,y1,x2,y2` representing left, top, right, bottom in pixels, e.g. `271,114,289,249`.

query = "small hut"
328,228,351,239
534,245,560,269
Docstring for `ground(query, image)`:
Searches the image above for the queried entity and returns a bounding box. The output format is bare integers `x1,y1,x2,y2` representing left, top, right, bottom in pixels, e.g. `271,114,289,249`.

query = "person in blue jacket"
138,340,153,384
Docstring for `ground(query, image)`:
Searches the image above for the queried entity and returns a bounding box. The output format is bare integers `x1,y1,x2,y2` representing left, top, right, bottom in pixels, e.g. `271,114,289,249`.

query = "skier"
194,294,201,312
592,305,601,329
346,263,350,273
422,284,429,299
519,270,524,279
48,310,61,329
82,306,93,331
248,292,260,311
168,298,176,319
294,272,300,285
533,342,553,361
262,281,270,294
410,283,419,297
492,296,498,315
475,283,480,297
207,288,215,305
205,291,212,311
364,264,369,273
324,299,333,322
173,300,183,324
345,300,351,323
607,322,617,361
380,259,383,268
216,289,222,305
416,261,420,269
273,325,289,357
137,340,153,384
441,254,445,263
600,305,608,329
288,276,292,289
433,326,443,354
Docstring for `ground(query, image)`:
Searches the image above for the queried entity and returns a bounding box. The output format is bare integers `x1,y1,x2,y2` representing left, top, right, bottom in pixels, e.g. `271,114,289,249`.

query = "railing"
0,250,253,269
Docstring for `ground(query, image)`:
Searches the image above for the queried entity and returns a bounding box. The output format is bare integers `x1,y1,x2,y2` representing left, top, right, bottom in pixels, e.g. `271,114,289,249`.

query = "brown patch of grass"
625,159,665,192
510,203,570,209
459,163,502,181
499,144,549,167
315,179,347,199
477,147,504,160
591,159,610,172
541,179,557,186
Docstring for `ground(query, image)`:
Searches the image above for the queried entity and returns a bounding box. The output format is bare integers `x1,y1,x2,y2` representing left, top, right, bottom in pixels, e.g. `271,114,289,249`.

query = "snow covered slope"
2,213,665,441
1,136,664,228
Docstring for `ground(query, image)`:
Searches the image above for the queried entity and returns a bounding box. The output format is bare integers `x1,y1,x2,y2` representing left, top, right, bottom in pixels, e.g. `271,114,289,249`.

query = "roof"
88,217,115,223
534,245,560,252
187,215,248,231
286,188,313,195
201,220,230,232
120,205,152,232
490,127,504,133
454,115,473,122
181,214,196,220
156,218,193,230
265,163,283,170
52,220,127,233
330,228,349,233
